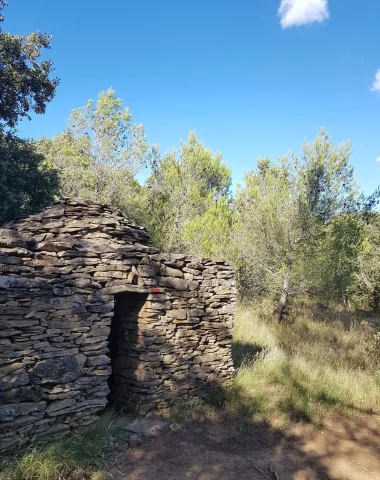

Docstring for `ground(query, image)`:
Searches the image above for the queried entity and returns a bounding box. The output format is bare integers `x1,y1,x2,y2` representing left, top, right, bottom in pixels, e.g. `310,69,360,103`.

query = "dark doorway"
107,292,149,409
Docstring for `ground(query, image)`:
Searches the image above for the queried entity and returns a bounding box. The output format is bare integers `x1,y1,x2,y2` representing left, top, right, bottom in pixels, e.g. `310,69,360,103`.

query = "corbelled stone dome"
0,199,235,452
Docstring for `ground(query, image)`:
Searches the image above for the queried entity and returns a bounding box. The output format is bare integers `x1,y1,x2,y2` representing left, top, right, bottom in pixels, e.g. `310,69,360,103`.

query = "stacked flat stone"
0,199,236,452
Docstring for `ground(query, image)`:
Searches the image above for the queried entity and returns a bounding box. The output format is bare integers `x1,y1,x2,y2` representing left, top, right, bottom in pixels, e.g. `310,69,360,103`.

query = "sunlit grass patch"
228,303,380,426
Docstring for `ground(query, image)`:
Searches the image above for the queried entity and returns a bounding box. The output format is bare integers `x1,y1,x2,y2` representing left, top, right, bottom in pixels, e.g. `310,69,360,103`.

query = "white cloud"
376,157,380,162
371,70,380,93
278,0,329,29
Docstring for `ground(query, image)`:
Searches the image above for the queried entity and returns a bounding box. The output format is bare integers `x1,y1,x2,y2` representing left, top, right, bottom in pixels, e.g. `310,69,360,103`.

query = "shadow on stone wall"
104,287,234,415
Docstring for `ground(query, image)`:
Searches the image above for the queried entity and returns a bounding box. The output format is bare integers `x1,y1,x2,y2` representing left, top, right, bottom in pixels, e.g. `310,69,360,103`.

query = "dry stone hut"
0,199,236,452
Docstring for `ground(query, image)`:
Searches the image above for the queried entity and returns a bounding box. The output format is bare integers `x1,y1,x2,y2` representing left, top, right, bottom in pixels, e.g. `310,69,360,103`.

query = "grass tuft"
0,411,127,480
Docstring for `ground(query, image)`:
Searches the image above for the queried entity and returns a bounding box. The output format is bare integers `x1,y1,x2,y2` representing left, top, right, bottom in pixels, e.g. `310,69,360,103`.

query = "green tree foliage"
0,0,59,131
67,88,152,178
303,214,364,307
38,89,153,221
232,129,361,321
0,1,59,224
181,197,233,258
233,156,301,300
145,132,232,254
0,134,58,225
356,213,380,311
38,131,93,199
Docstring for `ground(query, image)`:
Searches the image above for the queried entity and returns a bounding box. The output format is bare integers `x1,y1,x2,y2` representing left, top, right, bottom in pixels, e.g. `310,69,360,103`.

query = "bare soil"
108,413,380,480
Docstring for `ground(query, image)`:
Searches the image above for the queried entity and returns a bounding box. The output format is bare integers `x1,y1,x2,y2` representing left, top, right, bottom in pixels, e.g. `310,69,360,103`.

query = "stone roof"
7,198,151,247
4,198,158,269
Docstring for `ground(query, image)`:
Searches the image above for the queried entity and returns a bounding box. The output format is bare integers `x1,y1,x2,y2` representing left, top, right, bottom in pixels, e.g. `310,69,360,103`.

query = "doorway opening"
107,292,149,409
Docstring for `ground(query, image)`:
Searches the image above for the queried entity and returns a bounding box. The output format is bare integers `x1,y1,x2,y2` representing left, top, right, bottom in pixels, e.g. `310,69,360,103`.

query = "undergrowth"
171,300,380,428
227,300,380,426
0,411,127,480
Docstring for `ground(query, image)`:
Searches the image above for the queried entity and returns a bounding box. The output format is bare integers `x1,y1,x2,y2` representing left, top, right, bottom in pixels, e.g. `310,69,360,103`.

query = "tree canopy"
232,129,362,321
0,134,58,225
0,0,59,223
0,30,59,131
145,131,232,253
37,89,155,222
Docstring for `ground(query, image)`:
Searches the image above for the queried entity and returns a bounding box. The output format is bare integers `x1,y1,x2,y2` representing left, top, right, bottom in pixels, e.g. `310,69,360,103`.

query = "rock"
188,309,205,317
163,266,183,278
0,402,46,422
0,373,30,392
0,275,46,290
187,262,204,270
46,398,76,415
31,355,86,381
0,386,42,403
0,229,29,248
158,277,188,291
137,265,158,277
167,309,187,320
85,355,110,367
124,416,169,438
200,353,217,362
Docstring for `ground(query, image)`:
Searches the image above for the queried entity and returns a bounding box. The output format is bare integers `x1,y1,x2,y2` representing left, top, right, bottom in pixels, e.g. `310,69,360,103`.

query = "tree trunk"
372,287,380,313
342,292,352,311
275,271,290,324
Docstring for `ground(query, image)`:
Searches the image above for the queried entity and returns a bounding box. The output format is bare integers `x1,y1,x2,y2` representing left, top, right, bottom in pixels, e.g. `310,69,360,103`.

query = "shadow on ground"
107,301,380,479
109,411,380,480
107,320,380,480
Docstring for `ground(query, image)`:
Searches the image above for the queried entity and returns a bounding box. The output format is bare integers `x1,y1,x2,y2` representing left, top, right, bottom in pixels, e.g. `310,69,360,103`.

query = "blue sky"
4,0,380,194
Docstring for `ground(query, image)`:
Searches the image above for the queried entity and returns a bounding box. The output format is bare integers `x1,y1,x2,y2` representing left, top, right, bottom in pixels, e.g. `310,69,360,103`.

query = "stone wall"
0,199,236,452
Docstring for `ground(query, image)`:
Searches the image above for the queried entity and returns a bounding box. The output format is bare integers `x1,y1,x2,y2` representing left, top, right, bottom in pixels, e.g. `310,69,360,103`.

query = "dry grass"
227,300,380,426
0,411,127,480
171,300,380,429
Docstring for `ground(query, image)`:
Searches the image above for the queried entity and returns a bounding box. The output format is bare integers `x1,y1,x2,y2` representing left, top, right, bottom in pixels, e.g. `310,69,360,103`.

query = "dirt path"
108,413,380,480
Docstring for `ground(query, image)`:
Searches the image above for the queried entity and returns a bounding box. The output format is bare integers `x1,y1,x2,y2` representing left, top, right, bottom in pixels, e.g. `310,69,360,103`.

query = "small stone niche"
0,199,236,452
